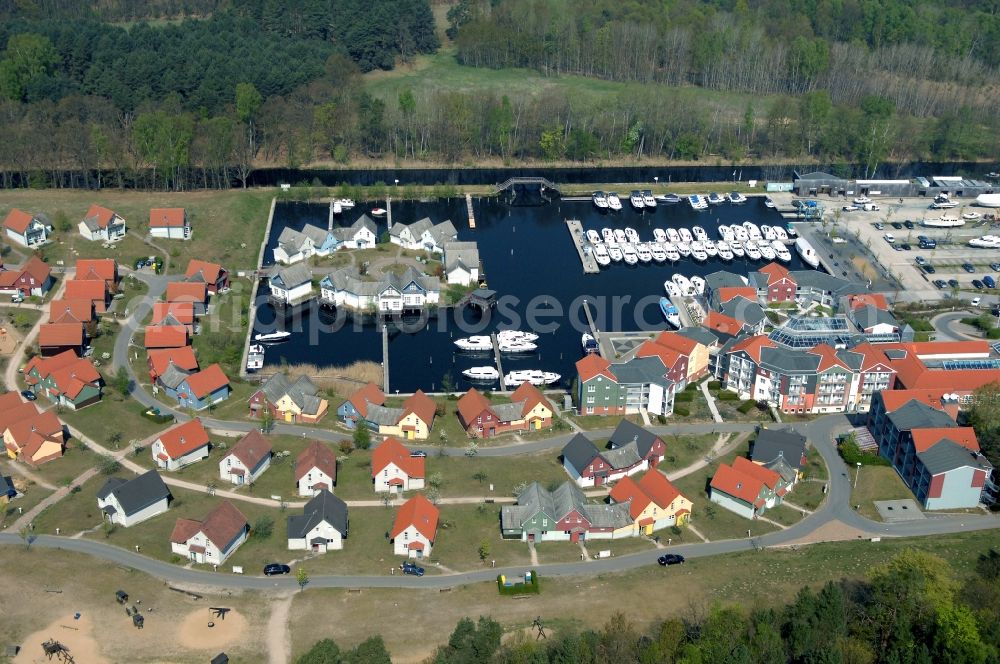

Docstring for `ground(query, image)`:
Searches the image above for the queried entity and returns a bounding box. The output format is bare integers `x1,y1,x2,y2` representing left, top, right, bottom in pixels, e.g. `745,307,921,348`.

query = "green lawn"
0,476,53,529
850,465,914,521
802,447,829,481
655,433,719,473
298,506,398,576
429,504,532,571
192,286,253,377
60,392,172,450
24,437,103,488
790,481,827,511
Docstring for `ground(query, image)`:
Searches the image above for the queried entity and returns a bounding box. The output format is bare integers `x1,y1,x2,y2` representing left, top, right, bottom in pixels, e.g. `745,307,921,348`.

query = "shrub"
252,516,274,540
837,434,889,466
708,380,721,390
737,399,756,414
685,383,699,392
673,406,690,417
675,391,694,403
717,391,739,401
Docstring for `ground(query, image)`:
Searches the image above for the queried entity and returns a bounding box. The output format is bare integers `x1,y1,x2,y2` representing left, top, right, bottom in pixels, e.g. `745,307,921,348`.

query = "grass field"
0,189,272,275
851,464,915,520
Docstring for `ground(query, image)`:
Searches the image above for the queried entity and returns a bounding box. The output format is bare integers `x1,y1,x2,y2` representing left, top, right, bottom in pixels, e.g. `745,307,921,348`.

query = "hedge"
708,380,721,390
673,406,690,417
737,399,757,414
685,382,699,392
497,570,540,596
838,437,890,466
717,391,739,401
674,391,695,402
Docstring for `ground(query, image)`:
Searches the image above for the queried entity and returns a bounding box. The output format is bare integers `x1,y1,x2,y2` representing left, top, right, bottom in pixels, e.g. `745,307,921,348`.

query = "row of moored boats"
457,330,560,387
585,221,794,266
593,190,755,211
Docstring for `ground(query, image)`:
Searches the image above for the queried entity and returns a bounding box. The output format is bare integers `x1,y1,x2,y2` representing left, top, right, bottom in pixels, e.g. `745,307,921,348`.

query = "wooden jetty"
466,193,475,228
565,219,600,274
669,294,694,327
382,324,390,392
490,333,507,393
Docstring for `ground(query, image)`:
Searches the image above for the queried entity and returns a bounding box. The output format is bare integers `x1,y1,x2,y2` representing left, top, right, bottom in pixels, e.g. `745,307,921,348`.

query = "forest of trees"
296,548,1000,664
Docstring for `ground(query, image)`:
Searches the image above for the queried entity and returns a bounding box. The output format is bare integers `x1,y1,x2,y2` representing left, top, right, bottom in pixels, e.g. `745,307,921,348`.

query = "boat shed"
793,171,849,196
794,171,995,199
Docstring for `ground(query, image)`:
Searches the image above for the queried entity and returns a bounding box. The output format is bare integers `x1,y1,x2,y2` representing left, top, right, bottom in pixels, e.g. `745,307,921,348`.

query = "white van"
863,203,880,212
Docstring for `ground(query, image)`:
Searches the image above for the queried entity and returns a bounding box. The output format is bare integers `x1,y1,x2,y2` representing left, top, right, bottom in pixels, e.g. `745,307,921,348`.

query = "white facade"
339,226,376,249
78,217,126,242
151,224,191,240
97,493,168,528
393,524,432,558
297,466,335,496
218,452,271,485
5,219,50,248
171,527,247,564
709,490,756,519
446,264,477,286
287,520,345,552
320,281,440,313
270,279,313,305
151,439,208,471
273,236,315,265
373,462,425,493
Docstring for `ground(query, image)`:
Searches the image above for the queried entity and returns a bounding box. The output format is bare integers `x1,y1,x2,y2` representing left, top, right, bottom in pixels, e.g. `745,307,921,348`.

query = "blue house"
158,363,231,411
337,382,386,430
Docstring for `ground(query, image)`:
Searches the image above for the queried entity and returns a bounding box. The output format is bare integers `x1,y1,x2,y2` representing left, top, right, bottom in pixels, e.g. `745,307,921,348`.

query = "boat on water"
773,226,788,241
758,241,776,261
962,211,982,220
659,298,681,328
371,207,387,217
636,243,653,263
455,336,494,351
653,228,667,243
651,244,667,262
743,221,761,239
763,196,776,209
729,240,745,258
607,192,622,211
642,190,657,208
718,225,734,241
608,246,624,262
625,227,640,243
733,225,749,242
586,229,602,244
582,333,600,354
463,366,500,382
335,198,355,210
593,244,611,266
691,276,706,295
255,331,291,343
707,192,725,205
688,194,708,210
795,237,820,268
622,245,639,265
785,224,798,237
505,370,561,386
672,274,694,296
630,191,646,209
663,280,680,297
333,201,342,215
602,228,614,242
744,242,762,260
613,229,627,244
771,240,792,262
679,227,693,244
728,192,747,204
499,340,538,353
925,215,965,228
691,248,708,262
761,225,777,241
703,240,718,257
246,344,265,371
692,226,708,241
666,228,681,243
676,242,692,257
593,191,609,209
718,244,734,261
497,329,539,343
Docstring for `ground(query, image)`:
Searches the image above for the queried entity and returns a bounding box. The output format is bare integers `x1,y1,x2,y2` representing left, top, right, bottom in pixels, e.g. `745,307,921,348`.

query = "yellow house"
248,373,328,424
371,390,436,441
652,331,710,384
1,401,66,467
609,472,693,536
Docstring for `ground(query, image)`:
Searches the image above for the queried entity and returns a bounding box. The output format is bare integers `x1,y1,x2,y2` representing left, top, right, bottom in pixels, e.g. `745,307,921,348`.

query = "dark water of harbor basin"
253,196,810,393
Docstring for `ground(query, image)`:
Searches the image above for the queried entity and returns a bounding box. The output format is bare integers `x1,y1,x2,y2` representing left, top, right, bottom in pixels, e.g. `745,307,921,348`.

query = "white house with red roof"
170,501,249,564
149,208,190,240
371,437,426,493
295,441,337,496
391,494,439,558
709,456,789,519
151,419,210,471
218,430,272,485
183,259,228,294
75,258,119,287
3,209,52,248
78,204,126,242
146,346,199,382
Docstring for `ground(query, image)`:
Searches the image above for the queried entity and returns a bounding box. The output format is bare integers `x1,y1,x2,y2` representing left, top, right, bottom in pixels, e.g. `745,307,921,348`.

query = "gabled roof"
98,470,170,516
75,258,117,282
758,262,792,285
65,279,106,301
295,441,337,482
719,297,767,328
38,323,83,348
911,427,979,454
608,476,651,520
917,439,992,475
561,434,601,472
287,490,348,539
170,501,247,550
184,364,229,399
371,437,425,479
636,340,682,370
270,264,312,289
227,430,272,469
20,256,52,284
886,400,956,432
705,271,748,291
401,390,435,426
751,429,807,469
878,389,949,413
149,208,186,228
391,494,439,540
148,346,199,377
166,282,207,304
3,208,37,233
82,204,120,230
184,259,224,284
702,311,745,337
143,325,188,349
652,331,700,355
812,343,853,372
711,460,772,507
677,326,719,348
152,302,195,326
576,354,616,383
48,299,93,324
850,343,895,372
157,419,210,459
509,382,551,418
23,350,101,398
638,470,683,510
457,388,493,425
848,293,890,310
717,286,759,304
729,334,777,363
608,420,662,459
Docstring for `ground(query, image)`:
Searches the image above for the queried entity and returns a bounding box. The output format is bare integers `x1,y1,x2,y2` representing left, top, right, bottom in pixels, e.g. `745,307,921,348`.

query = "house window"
542,519,547,527
586,407,594,414
587,385,596,393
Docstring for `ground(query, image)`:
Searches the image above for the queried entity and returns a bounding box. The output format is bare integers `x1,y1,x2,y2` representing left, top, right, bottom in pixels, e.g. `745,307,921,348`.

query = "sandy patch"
13,613,110,664
177,608,248,651
0,324,23,355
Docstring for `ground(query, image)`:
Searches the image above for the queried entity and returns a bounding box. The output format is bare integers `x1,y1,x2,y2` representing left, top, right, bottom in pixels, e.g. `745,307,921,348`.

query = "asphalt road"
931,310,994,342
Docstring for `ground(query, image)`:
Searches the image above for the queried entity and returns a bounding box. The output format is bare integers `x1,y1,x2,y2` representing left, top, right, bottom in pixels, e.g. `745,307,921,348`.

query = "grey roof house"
287,490,349,552
97,469,172,527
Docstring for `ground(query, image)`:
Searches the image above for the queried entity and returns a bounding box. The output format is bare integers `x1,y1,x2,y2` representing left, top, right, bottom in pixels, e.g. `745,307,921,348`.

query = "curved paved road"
931,310,986,342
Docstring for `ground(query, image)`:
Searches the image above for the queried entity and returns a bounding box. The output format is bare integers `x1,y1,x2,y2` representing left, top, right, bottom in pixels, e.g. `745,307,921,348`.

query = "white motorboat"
758,241,776,261
676,242,692,257
672,273,694,296
630,190,646,209
636,243,653,263
608,246,624,262
651,244,667,262
622,245,639,265
679,227,693,244
785,224,798,237
773,226,788,241
969,235,1000,248
703,240,718,257
729,240,745,258
665,247,681,262
333,201,342,215
625,227,640,243
661,193,681,204
607,192,622,211
930,200,958,209
499,340,537,353
497,329,539,343
733,225,749,242
336,198,355,210
463,366,500,382
763,196,776,209
505,370,560,386
255,331,291,343
925,215,965,227
663,280,680,297
771,240,792,262
728,192,747,204
691,247,708,262
593,244,611,266
688,194,708,210
653,228,667,243
455,336,493,351
744,242,762,260
795,237,820,268
975,193,1000,207
582,333,600,354
666,228,681,243
586,229,601,244
642,190,657,208
602,228,614,243
593,191,609,209
371,207,387,217
717,244,734,261
246,344,265,371
613,228,627,244
707,192,724,205
853,195,871,205
761,224,777,241
659,298,681,328
962,211,982,220
692,226,708,241
743,221,761,239
691,275,706,295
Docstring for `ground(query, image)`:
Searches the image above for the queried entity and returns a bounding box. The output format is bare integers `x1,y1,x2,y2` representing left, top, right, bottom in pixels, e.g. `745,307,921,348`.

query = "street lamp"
854,461,862,488
394,179,399,188
654,176,659,187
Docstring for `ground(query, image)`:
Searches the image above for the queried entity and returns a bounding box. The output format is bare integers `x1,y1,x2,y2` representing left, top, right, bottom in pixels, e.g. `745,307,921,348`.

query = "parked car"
948,279,960,288
933,279,947,289
904,220,914,229
409,450,427,458
842,205,860,212
917,235,929,243
10,293,23,303
883,233,895,243
984,275,996,288
658,554,685,566
900,243,912,251
919,239,937,249
263,563,291,576
891,222,903,229
990,263,1000,271
400,562,425,576
20,390,36,401
971,297,982,307
874,222,885,230
972,279,985,290
915,256,927,265
963,263,976,273
922,264,936,274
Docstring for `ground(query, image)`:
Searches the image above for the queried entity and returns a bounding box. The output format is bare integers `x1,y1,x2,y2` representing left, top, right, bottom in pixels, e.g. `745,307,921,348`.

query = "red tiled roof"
905,340,992,357
48,299,93,324
636,339,682,369
609,476,651,520
149,208,186,228
23,350,101,399
638,470,683,509
878,389,949,413
576,353,615,382
228,430,272,470
911,427,980,454
347,382,385,417
702,311,744,336
170,518,201,543
148,346,199,378
652,331,699,355
510,382,551,418
717,286,758,304
758,262,792,284
295,440,337,482
3,209,35,233
5,408,63,456
38,323,83,348
152,302,195,326
848,293,889,310
184,363,229,399
402,390,435,426
457,388,492,426
171,502,248,550
372,437,425,479
391,494,439,540
166,282,207,304
850,343,895,372
184,259,224,283
157,419,210,459
729,334,777,362
811,343,851,372
64,279,106,302
732,456,781,490
75,258,117,282
21,256,51,284
144,325,188,349
82,205,118,230
710,458,779,506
